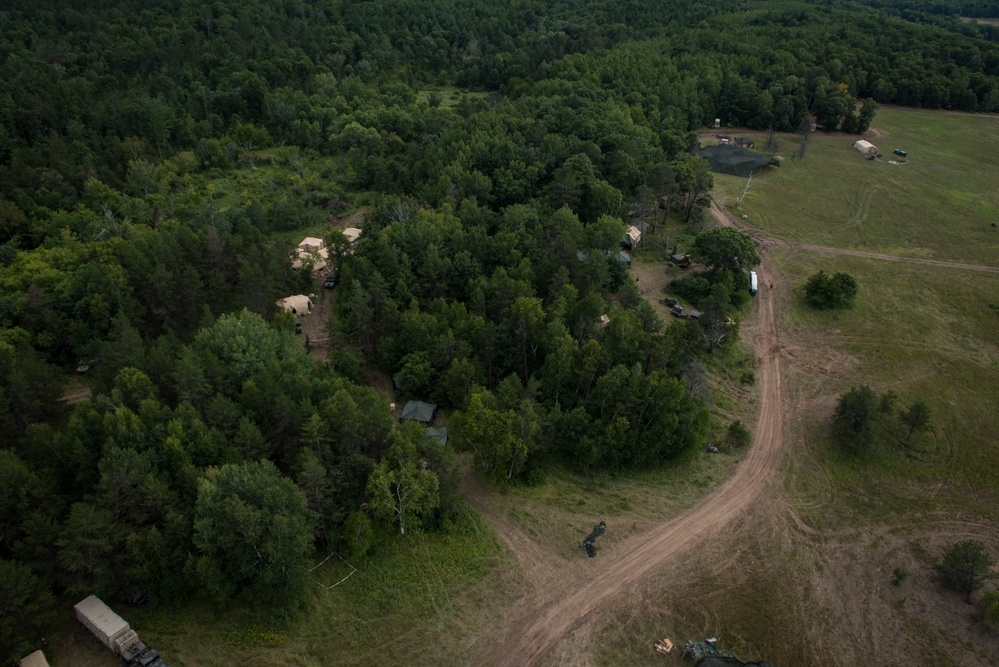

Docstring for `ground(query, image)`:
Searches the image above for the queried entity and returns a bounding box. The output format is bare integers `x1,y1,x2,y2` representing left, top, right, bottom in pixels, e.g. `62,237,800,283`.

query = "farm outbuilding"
853,139,878,155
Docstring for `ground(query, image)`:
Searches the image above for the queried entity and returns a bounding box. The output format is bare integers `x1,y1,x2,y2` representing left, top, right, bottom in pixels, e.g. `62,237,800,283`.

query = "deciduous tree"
937,540,997,604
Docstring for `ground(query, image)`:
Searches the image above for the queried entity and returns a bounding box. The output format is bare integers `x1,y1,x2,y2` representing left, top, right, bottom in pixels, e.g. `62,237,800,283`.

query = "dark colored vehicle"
893,148,907,157
323,271,338,289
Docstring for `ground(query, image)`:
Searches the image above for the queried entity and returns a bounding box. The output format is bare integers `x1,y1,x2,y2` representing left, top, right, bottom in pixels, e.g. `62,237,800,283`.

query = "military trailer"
74,595,169,667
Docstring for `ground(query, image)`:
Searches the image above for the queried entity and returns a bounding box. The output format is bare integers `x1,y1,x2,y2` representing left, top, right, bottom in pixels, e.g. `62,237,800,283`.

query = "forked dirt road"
483,199,998,667
491,228,785,667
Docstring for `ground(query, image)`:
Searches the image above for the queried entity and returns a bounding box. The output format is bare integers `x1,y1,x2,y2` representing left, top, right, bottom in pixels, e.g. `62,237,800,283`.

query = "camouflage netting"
692,143,780,178
696,657,774,667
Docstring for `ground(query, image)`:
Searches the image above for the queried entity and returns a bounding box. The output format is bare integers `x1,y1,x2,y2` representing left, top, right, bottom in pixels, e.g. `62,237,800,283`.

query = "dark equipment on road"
579,521,606,558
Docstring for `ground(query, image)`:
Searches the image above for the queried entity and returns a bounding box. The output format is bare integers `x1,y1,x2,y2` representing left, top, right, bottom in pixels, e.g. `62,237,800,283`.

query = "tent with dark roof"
401,400,437,424
692,143,779,178
427,426,448,446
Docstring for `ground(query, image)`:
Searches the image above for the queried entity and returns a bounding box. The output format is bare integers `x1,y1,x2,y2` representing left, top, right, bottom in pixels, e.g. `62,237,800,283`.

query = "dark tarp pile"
692,143,779,178
696,658,774,667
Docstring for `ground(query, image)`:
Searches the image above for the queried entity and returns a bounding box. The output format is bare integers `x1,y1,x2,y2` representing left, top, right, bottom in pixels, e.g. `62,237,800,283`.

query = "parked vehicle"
893,148,907,157
749,271,758,296
323,270,338,289
74,595,169,667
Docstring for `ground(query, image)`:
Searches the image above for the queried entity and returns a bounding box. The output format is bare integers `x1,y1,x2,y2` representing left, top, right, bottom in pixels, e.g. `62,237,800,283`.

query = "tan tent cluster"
291,236,330,273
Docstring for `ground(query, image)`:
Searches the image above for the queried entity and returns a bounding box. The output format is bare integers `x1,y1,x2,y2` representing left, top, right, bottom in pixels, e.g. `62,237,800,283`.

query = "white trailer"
750,271,758,296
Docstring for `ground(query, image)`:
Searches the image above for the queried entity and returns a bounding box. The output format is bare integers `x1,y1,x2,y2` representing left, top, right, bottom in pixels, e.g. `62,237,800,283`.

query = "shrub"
727,420,752,448
804,270,859,309
669,274,712,305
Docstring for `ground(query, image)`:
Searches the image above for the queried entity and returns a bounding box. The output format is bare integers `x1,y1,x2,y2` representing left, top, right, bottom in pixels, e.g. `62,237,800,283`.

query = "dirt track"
481,198,999,666
492,230,786,667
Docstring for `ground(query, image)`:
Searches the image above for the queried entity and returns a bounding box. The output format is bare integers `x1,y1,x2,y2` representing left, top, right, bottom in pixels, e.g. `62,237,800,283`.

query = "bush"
804,270,859,309
669,274,712,305
739,370,756,385
832,385,877,453
727,420,752,448
892,566,909,586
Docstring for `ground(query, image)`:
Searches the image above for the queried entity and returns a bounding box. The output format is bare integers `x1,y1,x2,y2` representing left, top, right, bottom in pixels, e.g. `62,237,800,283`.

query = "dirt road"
494,251,785,667
480,198,998,666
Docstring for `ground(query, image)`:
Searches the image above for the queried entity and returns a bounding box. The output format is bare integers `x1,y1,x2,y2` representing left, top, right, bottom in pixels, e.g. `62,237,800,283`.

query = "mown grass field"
711,107,999,265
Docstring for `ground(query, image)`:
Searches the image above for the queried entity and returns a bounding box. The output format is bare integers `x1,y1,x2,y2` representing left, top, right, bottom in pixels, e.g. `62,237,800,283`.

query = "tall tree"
937,540,997,604
192,460,315,606
365,422,440,535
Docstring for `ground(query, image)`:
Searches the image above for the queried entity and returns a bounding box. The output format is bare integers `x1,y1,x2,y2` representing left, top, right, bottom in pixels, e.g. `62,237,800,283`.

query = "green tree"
450,390,528,482
57,503,121,597
833,385,878,453
804,271,859,309
0,559,53,664
983,589,999,632
693,227,760,273
900,401,932,442
366,422,440,535
936,540,997,604
192,460,315,606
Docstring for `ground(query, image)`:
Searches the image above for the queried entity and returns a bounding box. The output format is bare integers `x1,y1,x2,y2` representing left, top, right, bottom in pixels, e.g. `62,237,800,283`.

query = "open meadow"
586,108,999,666
711,107,999,266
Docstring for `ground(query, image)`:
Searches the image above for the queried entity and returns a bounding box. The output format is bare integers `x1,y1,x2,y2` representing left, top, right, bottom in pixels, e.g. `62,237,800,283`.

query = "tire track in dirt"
495,260,785,667
485,199,995,666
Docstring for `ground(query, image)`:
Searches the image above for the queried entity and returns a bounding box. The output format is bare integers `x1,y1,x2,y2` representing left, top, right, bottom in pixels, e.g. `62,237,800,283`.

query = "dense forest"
2,0,999,660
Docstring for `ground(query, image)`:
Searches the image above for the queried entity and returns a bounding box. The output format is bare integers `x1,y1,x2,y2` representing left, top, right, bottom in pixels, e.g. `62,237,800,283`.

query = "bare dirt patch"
59,386,93,404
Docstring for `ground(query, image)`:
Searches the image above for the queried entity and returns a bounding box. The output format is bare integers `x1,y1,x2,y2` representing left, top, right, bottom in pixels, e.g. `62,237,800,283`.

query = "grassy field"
588,108,999,666
776,249,999,527
711,108,999,265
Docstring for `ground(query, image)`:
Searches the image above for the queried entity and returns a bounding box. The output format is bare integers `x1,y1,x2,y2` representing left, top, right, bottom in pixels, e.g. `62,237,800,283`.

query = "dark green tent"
692,143,779,178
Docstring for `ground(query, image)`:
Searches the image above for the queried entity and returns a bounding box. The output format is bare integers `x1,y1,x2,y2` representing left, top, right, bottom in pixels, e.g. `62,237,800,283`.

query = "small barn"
276,294,313,315
853,139,878,155
401,400,437,424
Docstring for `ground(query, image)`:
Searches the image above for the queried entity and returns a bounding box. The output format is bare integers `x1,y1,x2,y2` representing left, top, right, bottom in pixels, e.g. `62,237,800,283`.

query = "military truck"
74,595,169,667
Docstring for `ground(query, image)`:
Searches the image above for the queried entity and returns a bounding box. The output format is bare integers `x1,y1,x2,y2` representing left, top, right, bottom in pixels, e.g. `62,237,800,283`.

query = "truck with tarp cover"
74,595,169,667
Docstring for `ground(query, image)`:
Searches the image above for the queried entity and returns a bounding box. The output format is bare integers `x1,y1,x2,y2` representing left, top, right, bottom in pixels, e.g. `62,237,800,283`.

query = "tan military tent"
853,139,878,155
